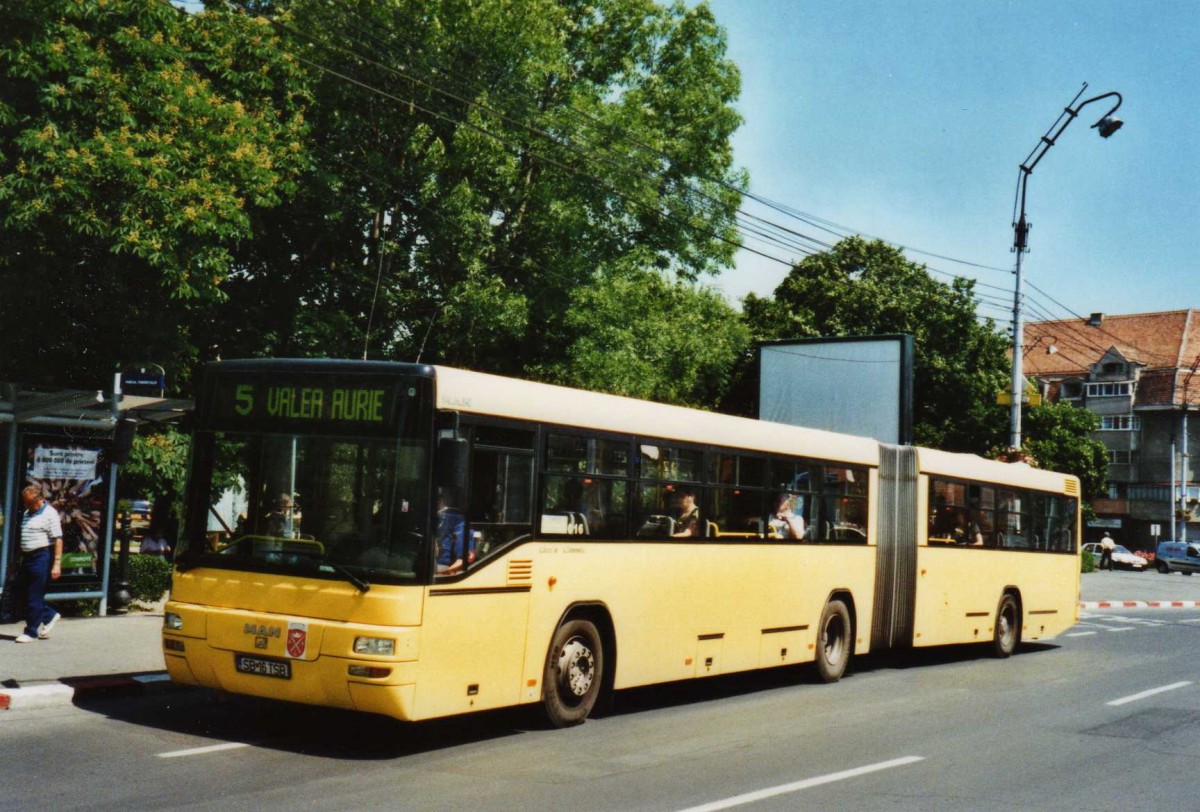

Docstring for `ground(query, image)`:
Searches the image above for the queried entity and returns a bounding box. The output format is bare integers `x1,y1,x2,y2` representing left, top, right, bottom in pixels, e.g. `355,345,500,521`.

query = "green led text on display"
233,383,387,422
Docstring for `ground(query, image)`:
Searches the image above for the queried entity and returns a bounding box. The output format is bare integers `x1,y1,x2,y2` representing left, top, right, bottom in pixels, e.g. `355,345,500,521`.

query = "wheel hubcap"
558,637,595,697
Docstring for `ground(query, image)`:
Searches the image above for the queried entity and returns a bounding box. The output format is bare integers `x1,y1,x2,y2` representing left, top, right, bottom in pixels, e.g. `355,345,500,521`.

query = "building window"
1106,450,1135,465
1099,415,1140,431
1129,485,1169,501
1060,381,1083,399
1086,382,1132,397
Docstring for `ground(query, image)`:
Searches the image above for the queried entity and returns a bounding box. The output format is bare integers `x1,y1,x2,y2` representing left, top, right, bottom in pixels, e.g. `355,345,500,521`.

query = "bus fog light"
353,636,395,655
164,612,183,630
348,665,392,678
164,638,186,652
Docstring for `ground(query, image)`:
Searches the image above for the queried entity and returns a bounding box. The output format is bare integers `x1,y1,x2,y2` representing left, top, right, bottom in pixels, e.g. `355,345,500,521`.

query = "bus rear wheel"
542,618,603,728
992,594,1020,658
815,599,851,683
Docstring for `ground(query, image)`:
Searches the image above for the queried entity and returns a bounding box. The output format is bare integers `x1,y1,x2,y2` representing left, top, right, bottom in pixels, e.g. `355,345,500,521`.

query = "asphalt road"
5,602,1200,811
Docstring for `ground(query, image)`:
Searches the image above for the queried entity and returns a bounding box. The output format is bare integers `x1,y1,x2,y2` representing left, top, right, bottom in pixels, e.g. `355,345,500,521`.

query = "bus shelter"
0,380,190,616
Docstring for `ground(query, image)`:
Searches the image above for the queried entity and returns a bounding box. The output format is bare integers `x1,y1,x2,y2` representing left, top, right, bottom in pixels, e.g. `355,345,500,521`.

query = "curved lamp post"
1009,83,1124,449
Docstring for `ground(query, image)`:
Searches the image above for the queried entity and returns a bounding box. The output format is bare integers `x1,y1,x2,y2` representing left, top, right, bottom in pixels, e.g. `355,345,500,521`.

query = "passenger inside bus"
435,489,468,575
671,488,702,538
962,501,984,546
266,494,295,538
767,492,806,539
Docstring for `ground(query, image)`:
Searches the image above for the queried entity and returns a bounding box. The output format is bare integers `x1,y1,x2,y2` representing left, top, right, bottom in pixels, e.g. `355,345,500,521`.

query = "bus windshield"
182,431,429,584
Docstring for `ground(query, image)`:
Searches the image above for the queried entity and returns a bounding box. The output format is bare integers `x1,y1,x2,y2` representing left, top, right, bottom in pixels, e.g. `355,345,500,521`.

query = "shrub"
1081,550,1096,574
127,555,173,602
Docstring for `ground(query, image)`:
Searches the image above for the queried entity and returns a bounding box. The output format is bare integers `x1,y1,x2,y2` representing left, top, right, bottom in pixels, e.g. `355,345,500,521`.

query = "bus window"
547,434,629,477
638,443,702,483
466,426,534,562
636,482,703,538
820,466,868,543
710,487,766,538
541,475,628,539
184,432,428,580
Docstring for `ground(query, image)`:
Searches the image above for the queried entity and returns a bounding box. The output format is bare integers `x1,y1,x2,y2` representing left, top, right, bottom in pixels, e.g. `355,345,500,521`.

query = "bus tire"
542,618,603,728
815,599,852,683
992,593,1020,658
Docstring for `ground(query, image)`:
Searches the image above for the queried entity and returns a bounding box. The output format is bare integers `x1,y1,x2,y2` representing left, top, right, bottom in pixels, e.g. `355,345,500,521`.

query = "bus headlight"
164,612,183,630
353,636,395,656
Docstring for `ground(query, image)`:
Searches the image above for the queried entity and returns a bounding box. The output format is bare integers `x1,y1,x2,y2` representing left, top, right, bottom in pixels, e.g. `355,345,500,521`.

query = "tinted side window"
461,424,534,570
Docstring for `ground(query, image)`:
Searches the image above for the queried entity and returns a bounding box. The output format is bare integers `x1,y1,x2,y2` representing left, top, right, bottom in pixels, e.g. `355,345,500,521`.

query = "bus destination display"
203,372,410,435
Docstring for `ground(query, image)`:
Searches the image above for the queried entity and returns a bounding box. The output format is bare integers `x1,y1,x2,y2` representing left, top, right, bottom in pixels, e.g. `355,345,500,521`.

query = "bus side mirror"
436,437,470,493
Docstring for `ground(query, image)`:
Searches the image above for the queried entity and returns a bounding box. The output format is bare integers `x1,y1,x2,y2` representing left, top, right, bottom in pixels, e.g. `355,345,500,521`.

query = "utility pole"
1009,84,1124,449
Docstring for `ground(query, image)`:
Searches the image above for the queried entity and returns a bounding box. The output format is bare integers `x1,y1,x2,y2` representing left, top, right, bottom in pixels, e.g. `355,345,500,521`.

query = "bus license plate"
235,655,292,680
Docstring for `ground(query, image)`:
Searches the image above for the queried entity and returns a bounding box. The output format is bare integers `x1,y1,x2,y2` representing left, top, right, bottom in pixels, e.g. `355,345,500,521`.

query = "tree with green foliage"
534,269,749,407
213,0,746,406
0,0,309,387
1022,402,1108,505
738,237,1011,453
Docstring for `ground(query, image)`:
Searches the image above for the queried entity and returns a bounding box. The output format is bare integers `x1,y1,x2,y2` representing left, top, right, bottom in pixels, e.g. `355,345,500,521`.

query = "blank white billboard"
758,335,913,445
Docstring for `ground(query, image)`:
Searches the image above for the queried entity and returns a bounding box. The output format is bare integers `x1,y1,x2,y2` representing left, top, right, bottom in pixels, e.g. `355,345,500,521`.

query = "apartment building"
1024,310,1200,552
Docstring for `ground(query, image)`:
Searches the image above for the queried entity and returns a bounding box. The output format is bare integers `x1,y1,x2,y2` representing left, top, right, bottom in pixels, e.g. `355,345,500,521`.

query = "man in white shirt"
1099,532,1116,571
16,485,63,643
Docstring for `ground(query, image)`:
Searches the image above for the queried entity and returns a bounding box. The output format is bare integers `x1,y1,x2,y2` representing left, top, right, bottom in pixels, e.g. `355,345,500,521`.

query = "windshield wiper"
322,561,371,593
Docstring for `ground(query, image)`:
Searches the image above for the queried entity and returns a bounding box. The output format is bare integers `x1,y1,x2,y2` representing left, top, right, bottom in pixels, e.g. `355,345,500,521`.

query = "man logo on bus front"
287,627,307,658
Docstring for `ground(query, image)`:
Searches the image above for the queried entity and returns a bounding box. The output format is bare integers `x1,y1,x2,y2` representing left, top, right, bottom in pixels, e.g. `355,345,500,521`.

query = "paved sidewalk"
3,570,1200,711
0,600,169,710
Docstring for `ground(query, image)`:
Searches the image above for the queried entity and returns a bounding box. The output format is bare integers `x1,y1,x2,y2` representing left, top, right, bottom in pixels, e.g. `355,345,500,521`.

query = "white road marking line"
675,756,925,812
1065,631,1097,637
157,742,252,759
1107,681,1193,707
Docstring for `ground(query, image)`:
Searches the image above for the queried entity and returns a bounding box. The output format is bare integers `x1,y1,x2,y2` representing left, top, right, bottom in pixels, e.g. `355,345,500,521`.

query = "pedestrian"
15,485,62,643
139,524,172,559
1099,531,1116,570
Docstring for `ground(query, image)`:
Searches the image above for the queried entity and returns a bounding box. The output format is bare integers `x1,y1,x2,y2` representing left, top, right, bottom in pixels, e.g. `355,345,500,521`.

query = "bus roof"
433,365,880,465
917,446,1080,493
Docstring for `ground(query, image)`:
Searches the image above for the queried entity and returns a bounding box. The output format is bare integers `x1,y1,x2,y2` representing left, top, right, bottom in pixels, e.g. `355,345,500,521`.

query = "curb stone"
1080,600,1200,609
0,672,172,711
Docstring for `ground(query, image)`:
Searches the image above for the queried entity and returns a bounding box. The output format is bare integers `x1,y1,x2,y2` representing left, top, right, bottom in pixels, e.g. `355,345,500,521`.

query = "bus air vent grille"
1064,479,1079,496
507,559,533,584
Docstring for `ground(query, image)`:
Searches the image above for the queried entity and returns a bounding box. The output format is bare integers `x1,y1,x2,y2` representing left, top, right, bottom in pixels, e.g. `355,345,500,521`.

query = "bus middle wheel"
816,598,852,683
542,618,603,728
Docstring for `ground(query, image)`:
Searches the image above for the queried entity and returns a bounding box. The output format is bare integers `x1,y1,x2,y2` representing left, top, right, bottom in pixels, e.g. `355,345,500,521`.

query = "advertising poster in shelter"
20,434,110,592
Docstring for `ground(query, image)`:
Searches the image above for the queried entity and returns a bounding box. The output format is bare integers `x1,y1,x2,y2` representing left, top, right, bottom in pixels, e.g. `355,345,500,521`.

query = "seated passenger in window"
435,489,468,575
963,506,984,546
671,488,701,538
768,492,806,539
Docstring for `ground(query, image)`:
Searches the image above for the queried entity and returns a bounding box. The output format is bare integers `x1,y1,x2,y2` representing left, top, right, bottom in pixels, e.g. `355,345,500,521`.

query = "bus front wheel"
815,599,851,683
542,618,603,728
992,594,1020,658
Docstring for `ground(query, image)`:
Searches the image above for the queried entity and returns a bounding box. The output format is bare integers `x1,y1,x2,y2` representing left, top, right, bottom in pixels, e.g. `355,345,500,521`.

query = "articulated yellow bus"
163,360,1080,726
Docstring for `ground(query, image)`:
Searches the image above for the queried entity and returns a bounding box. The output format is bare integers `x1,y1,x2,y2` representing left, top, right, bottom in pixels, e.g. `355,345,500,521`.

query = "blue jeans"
20,547,56,637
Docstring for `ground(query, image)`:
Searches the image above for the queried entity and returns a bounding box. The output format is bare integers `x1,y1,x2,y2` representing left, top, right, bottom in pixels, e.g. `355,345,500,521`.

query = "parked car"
1154,541,1200,575
1081,542,1147,571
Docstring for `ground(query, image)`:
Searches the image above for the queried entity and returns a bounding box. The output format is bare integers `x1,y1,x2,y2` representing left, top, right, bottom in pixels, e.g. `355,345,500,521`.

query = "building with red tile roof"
1024,310,1200,551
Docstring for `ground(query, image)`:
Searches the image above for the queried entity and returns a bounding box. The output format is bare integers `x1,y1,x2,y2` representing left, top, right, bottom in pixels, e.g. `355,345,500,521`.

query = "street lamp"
1009,83,1124,450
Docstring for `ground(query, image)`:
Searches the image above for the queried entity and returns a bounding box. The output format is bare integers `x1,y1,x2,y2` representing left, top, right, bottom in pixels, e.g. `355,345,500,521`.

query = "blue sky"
704,1,1200,325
